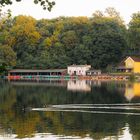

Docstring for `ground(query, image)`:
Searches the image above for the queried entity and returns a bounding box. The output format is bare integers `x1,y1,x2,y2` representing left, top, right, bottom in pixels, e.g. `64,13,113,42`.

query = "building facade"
117,56,140,73
67,65,91,76
8,69,67,76
86,69,101,75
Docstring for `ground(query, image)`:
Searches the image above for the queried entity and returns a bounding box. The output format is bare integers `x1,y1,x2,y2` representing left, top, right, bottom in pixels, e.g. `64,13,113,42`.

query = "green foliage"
6,15,40,68
89,16,126,68
0,63,6,74
0,45,16,67
0,8,135,70
127,12,140,54
0,0,55,11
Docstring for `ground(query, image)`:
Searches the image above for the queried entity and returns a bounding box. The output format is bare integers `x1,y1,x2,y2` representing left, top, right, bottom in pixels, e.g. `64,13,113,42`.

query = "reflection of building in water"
125,83,140,101
90,81,101,87
10,80,67,87
67,80,91,92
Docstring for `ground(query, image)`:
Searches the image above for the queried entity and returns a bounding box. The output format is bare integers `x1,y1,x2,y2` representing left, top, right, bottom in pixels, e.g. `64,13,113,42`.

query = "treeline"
0,7,140,70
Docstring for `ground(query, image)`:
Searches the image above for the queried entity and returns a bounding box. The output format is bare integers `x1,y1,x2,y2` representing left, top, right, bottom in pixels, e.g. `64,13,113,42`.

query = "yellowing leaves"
43,22,64,47
43,38,52,47
9,15,41,46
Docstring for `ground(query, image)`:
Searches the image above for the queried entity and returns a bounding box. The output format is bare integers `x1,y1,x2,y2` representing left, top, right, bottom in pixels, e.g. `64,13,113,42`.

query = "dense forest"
0,7,140,70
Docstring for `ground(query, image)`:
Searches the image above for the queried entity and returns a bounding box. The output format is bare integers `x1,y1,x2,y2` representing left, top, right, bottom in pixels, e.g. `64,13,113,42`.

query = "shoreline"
1,74,130,81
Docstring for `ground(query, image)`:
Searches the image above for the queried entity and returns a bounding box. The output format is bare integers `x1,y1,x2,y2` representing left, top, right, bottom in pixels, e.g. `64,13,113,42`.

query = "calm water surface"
0,80,140,140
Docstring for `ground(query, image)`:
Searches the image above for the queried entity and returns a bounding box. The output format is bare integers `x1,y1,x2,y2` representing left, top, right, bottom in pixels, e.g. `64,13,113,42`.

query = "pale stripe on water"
32,108,140,116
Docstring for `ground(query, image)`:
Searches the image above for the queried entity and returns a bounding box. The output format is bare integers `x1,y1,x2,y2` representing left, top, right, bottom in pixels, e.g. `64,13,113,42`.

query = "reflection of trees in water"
128,116,140,140
0,110,127,139
0,80,11,96
0,80,140,139
91,82,126,104
14,82,126,106
40,112,126,140
0,80,17,112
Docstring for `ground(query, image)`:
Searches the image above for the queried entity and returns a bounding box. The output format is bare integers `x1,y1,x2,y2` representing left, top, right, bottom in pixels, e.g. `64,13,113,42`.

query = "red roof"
119,56,140,66
129,56,140,62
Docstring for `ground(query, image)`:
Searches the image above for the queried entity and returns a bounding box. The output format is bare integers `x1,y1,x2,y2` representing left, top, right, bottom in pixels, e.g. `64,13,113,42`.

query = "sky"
3,0,140,24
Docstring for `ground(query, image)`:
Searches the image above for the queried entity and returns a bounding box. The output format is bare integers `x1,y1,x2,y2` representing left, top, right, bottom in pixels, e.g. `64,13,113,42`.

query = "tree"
93,7,124,24
92,10,104,18
0,8,12,46
0,8,128,69
7,15,40,67
90,11,127,68
0,45,16,67
42,21,64,47
105,7,123,23
127,12,140,54
62,30,79,48
0,0,55,11
73,44,91,64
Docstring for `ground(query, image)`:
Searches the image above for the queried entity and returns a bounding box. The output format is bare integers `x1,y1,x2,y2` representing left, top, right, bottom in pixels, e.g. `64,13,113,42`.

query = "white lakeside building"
67,65,91,76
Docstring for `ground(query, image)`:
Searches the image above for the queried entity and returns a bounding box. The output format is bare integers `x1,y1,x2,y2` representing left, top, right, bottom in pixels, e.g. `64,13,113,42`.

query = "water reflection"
67,80,91,92
125,83,140,101
0,80,140,140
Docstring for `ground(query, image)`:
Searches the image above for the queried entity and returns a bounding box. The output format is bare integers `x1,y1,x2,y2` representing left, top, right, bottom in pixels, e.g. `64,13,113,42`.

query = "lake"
0,80,140,140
